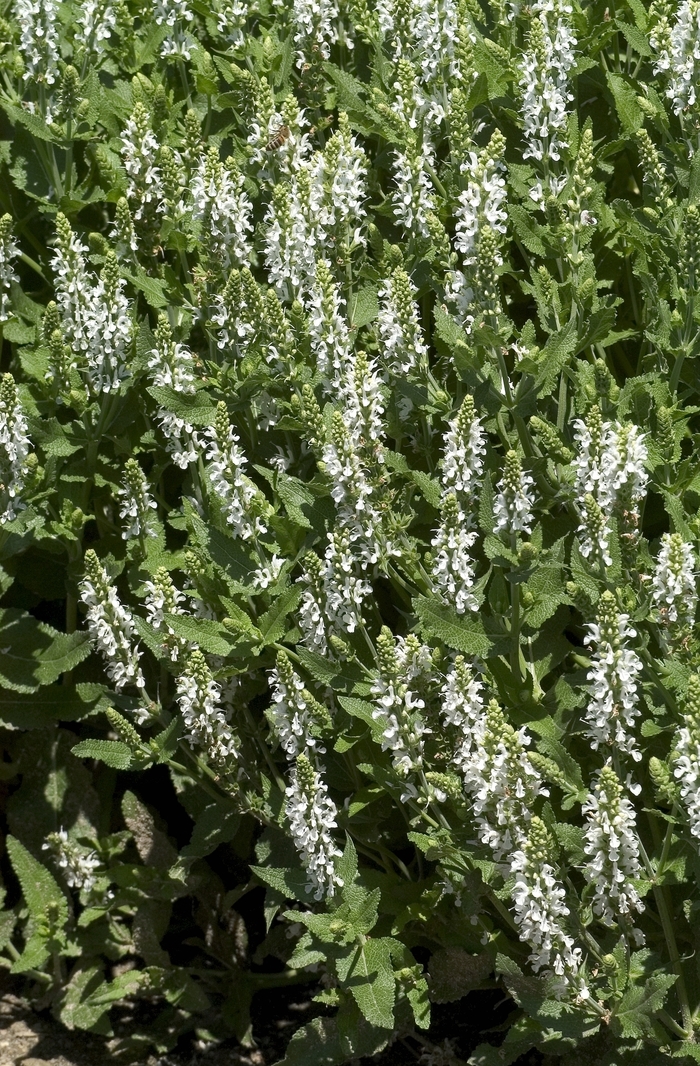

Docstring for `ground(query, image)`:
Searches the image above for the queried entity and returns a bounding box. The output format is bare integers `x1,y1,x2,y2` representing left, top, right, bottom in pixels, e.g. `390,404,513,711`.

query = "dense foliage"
2,0,700,1061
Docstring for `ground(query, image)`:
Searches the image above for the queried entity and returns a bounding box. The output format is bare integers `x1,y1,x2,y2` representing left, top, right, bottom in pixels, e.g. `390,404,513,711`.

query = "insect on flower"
266,125,290,151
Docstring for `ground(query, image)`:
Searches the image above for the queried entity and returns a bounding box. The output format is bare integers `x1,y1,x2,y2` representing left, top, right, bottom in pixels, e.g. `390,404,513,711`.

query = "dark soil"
0,969,548,1066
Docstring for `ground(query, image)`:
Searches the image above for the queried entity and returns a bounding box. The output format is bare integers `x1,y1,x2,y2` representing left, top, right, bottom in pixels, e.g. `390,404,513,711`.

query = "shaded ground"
0,968,545,1066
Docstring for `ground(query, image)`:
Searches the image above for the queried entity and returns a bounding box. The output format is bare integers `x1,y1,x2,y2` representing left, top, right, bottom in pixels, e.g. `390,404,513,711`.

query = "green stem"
638,834,693,1035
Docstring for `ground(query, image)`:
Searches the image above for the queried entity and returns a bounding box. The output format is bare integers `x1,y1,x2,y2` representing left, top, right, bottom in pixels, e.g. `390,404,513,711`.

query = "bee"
266,124,290,152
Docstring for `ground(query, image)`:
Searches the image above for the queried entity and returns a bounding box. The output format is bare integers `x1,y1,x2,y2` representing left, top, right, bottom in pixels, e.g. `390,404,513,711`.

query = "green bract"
1,0,700,1062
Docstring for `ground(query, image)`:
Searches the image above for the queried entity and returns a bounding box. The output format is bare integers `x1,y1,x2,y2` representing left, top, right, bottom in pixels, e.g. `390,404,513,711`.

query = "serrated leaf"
147,385,215,425
294,646,341,685
178,801,240,864
277,1016,346,1066
338,695,378,730
409,469,441,508
164,613,237,656
251,863,310,901
6,836,69,939
72,739,133,770
612,974,677,1038
335,937,396,1030
413,597,492,656
0,610,92,693
349,286,378,328
0,685,104,729
58,966,110,1033
257,585,302,644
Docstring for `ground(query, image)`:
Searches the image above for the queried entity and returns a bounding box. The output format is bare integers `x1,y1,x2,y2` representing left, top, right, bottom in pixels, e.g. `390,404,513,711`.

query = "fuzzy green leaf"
72,739,133,769
413,597,492,656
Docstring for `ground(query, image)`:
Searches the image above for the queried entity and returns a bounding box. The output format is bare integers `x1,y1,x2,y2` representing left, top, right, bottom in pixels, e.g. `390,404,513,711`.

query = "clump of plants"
1,0,700,1062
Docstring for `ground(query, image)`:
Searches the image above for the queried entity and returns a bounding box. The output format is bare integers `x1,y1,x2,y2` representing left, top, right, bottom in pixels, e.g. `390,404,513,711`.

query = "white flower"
651,0,700,115
321,412,380,561
14,0,60,87
510,816,586,998
518,0,577,165
0,215,19,323
156,410,200,469
341,349,385,455
143,567,190,662
292,0,339,68
307,259,351,382
121,104,164,222
454,133,507,263
318,116,368,233
494,450,536,536
583,591,643,762
252,554,284,590
457,699,545,860
263,171,320,300
215,0,249,44
0,374,32,524
297,530,373,654
51,215,93,353
370,630,432,783
378,0,459,121
80,550,145,693
286,754,343,899
322,530,372,635
431,495,478,614
75,0,117,54
441,395,486,504
154,0,195,57
377,268,428,376
674,677,700,845
206,403,267,540
176,650,239,764
582,764,644,931
190,149,253,270
268,651,328,760
392,148,437,238
598,422,648,516
43,829,101,892
653,532,697,626
573,413,648,564
118,459,158,541
439,656,484,732
82,253,133,394
149,316,197,393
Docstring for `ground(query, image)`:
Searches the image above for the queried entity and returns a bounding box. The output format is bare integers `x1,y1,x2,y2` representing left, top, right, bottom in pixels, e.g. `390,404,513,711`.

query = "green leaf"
164,613,237,656
335,936,396,1029
612,974,677,1039
7,836,68,920
257,585,302,644
409,470,441,508
177,801,240,865
147,385,215,425
349,286,378,328
336,834,359,889
58,966,111,1033
509,204,548,257
187,507,257,586
0,685,105,730
534,322,578,394
72,739,133,770
0,610,92,693
126,269,169,308
413,597,492,657
606,72,643,134
277,1016,346,1066
295,646,341,685
251,863,310,901
338,695,378,731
